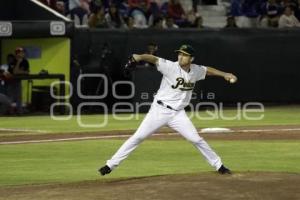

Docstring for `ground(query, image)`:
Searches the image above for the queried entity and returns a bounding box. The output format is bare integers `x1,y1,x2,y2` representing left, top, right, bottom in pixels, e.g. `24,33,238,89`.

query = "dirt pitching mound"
1,172,299,200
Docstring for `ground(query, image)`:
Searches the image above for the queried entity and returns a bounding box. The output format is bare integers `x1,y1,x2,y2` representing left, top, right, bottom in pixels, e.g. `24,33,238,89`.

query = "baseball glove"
124,55,137,76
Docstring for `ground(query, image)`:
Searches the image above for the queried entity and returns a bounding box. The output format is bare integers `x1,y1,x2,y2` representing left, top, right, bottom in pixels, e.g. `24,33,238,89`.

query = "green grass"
0,106,300,135
0,139,300,186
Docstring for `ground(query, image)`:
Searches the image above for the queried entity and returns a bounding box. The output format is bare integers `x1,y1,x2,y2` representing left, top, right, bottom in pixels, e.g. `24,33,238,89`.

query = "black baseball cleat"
98,165,112,176
218,165,232,174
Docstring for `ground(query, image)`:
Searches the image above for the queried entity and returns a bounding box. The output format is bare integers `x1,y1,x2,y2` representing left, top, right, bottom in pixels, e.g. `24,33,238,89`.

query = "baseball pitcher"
99,44,237,175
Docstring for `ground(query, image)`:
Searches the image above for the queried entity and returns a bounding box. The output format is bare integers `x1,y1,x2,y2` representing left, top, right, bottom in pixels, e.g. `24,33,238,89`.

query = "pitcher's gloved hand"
125,55,137,70
124,55,137,77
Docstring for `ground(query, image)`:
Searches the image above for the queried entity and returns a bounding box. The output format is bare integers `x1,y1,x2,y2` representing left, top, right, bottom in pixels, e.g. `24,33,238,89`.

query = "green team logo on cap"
176,44,194,56
181,45,188,49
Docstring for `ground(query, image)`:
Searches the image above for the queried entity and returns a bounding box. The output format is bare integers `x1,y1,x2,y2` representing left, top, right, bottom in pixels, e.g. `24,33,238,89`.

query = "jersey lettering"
171,77,195,91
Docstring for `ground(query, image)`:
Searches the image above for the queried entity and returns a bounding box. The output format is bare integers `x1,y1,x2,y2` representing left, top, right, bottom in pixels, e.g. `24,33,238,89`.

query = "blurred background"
0,0,300,115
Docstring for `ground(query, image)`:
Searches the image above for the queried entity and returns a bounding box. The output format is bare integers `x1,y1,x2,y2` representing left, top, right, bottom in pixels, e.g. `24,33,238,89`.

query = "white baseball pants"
106,102,223,171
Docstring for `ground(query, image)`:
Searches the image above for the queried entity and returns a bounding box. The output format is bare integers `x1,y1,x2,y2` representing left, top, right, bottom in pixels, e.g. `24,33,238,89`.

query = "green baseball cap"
175,44,195,56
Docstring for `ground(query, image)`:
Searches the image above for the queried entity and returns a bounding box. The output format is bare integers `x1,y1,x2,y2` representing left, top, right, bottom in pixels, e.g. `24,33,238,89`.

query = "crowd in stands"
230,0,300,28
38,0,300,28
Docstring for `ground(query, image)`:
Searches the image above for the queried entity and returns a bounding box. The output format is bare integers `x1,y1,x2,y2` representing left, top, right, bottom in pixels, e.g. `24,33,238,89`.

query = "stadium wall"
71,28,300,109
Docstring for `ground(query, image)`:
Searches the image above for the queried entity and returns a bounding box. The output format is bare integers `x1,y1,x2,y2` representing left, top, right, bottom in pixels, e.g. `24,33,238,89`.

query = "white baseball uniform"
106,58,223,171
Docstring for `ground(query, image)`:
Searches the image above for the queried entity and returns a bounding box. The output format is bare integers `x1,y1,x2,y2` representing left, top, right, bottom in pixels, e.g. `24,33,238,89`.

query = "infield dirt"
0,172,299,200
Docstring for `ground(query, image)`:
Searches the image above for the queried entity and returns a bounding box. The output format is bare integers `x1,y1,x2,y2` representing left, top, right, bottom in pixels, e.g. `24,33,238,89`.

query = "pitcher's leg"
106,106,169,170
168,111,222,170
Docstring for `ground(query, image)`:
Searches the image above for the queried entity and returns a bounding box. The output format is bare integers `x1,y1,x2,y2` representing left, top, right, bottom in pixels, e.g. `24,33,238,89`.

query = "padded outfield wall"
71,28,300,110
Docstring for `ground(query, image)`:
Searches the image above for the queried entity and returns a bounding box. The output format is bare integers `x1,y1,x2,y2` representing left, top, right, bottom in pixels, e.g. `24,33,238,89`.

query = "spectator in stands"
192,0,200,12
151,17,164,28
0,54,15,84
278,5,300,27
239,0,261,27
12,48,29,75
129,0,149,28
39,0,66,14
67,5,89,26
277,0,299,15
259,0,281,27
230,0,243,17
128,0,150,8
167,0,187,27
119,0,131,18
62,0,69,13
231,0,262,28
6,48,30,114
125,16,136,29
224,16,239,28
148,0,164,17
279,0,297,8
155,0,169,7
160,0,170,16
56,0,66,14
191,16,205,29
163,15,179,28
39,0,58,10
67,0,93,26
0,54,15,102
105,3,127,28
88,6,109,28
69,0,91,14
147,0,166,26
0,55,14,115
186,9,197,27
89,0,102,14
